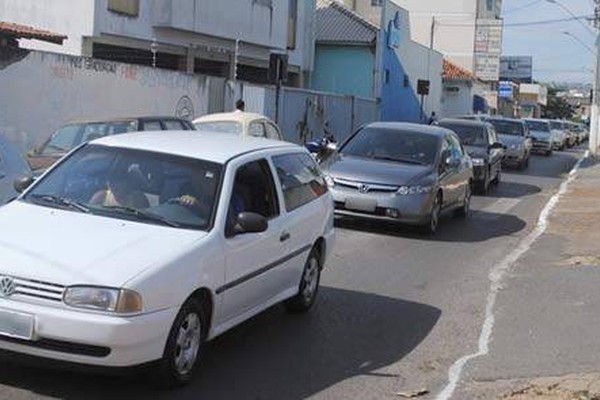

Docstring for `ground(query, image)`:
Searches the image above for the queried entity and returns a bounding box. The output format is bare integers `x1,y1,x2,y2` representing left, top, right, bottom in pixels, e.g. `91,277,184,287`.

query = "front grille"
334,178,398,193
10,277,65,302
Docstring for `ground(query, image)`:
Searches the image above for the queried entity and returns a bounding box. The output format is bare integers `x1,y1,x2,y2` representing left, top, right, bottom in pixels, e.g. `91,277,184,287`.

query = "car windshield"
341,127,439,166
525,121,549,132
194,121,242,134
40,121,138,155
488,120,524,136
438,123,487,146
25,144,222,231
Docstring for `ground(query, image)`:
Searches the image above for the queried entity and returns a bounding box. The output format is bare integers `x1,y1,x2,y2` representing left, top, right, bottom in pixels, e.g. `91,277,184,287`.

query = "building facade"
0,0,316,87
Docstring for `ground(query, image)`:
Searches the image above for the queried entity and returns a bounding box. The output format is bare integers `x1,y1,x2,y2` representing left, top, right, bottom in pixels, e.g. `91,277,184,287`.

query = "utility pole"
592,1,600,155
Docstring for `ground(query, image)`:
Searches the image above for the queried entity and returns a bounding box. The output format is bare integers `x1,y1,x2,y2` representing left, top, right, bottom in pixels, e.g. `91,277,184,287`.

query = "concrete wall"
441,80,473,117
0,0,96,55
311,45,375,98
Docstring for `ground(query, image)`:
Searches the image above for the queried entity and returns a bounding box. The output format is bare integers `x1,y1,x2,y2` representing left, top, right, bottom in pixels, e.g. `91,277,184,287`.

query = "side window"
448,135,463,159
163,120,186,130
227,159,279,235
141,121,163,131
272,153,327,212
248,122,267,138
264,122,282,140
488,127,498,144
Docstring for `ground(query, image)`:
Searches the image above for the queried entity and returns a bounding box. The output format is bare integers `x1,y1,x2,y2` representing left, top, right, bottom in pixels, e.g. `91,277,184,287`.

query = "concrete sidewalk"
454,155,600,400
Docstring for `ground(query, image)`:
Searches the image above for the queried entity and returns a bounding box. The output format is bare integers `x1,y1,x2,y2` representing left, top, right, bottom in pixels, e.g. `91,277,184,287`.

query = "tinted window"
142,121,163,131
272,153,327,212
341,127,440,166
488,120,525,136
525,120,549,132
195,121,242,134
438,122,487,146
163,120,186,130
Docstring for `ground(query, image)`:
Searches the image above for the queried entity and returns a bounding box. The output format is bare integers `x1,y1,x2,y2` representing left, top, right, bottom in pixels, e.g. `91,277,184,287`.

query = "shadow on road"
485,181,541,199
336,211,526,243
0,287,441,400
506,150,582,179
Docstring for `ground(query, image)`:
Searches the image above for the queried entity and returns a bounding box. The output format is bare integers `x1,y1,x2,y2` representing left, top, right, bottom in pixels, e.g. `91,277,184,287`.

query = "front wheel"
421,193,442,235
153,299,206,388
455,184,471,218
285,248,322,313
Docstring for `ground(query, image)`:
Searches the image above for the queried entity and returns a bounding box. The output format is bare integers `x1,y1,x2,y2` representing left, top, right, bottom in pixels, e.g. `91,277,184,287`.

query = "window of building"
371,0,383,6
287,0,298,50
107,0,139,16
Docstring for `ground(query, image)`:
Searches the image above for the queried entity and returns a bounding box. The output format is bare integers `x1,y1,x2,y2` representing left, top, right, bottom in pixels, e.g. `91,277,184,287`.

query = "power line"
504,14,594,27
503,0,543,15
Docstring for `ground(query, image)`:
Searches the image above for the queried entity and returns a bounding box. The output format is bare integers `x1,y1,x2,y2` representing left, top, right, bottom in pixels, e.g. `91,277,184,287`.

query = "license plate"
345,196,377,212
0,309,34,340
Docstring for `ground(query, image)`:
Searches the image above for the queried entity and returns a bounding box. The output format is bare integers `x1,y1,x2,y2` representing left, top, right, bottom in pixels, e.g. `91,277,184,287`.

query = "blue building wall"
311,45,375,99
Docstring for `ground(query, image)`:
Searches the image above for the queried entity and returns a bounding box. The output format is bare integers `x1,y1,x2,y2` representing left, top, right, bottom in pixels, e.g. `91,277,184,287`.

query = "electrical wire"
503,0,544,15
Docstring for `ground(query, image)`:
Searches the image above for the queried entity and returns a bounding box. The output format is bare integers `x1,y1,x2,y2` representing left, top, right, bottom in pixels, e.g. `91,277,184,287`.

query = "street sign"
417,79,430,96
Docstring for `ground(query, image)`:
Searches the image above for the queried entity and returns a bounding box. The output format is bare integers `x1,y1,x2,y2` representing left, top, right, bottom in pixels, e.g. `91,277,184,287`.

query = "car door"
221,157,289,321
437,138,456,207
447,134,469,205
487,126,502,178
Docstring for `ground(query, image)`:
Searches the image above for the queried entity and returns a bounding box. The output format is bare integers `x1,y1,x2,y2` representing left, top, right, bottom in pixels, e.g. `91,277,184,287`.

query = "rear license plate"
0,309,34,340
345,197,377,212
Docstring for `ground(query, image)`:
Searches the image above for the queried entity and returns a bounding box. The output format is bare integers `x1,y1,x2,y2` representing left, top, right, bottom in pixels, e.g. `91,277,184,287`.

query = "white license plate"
0,309,34,340
345,196,377,212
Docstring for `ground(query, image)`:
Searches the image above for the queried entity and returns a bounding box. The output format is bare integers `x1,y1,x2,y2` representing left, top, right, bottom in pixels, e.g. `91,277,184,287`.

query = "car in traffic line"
436,118,504,194
0,132,335,387
321,122,473,234
27,116,196,173
524,118,554,156
0,134,31,205
550,120,574,148
485,117,532,170
193,111,284,141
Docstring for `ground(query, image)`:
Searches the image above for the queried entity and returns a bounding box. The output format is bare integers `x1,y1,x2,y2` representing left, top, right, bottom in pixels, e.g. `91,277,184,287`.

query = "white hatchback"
193,111,284,140
0,131,335,386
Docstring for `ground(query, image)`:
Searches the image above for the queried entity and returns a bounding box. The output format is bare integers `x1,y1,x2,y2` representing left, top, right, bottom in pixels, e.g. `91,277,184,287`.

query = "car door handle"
280,231,291,243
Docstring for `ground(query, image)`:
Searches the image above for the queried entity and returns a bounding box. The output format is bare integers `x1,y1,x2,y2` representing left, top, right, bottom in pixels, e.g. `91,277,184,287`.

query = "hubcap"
302,257,319,302
174,313,201,375
431,198,440,232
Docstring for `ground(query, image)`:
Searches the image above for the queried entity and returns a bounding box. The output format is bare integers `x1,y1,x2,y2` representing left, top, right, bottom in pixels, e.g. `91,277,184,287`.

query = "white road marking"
478,198,521,219
435,150,590,400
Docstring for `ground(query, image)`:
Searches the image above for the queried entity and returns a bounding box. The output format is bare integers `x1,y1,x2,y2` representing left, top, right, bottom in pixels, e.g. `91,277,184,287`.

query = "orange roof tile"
443,59,478,81
0,21,66,45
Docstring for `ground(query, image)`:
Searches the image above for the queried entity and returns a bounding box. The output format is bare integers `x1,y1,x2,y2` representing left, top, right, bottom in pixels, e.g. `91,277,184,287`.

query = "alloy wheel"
174,313,202,376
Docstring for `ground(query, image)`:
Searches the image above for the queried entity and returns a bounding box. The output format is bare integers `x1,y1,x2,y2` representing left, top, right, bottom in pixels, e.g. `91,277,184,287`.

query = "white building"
0,0,315,87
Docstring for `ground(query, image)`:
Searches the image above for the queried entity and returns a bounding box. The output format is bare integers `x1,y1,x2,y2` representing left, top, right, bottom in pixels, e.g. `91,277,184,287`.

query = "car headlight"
471,158,485,166
63,286,143,313
397,185,432,195
509,144,521,150
324,175,335,188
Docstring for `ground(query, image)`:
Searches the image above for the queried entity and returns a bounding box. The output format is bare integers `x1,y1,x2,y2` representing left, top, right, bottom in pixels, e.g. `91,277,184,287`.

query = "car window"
264,122,282,140
248,122,267,138
341,127,439,166
525,120,549,132
488,127,498,144
448,135,463,159
488,119,524,136
142,121,163,131
226,159,279,235
438,122,487,147
41,124,82,155
194,121,242,134
272,153,327,212
163,120,186,130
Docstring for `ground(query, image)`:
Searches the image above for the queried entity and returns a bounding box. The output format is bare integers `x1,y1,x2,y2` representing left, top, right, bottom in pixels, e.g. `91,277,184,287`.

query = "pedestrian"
235,99,245,112
428,111,437,125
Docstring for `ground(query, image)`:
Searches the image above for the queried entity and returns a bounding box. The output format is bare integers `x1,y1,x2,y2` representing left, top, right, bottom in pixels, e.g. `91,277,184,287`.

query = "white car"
0,134,31,205
193,111,284,141
0,131,335,386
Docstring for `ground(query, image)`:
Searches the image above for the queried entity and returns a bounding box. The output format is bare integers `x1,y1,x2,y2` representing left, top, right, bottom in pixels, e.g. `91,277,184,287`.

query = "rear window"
195,121,242,134
488,120,524,136
41,121,137,155
272,153,327,212
438,122,487,146
525,120,549,132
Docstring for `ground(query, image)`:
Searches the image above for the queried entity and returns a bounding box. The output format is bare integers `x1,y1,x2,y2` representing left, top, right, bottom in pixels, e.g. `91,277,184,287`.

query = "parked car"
0,132,335,386
193,112,283,141
485,117,532,170
27,117,196,172
549,120,574,148
524,119,554,156
321,122,473,234
0,134,31,205
437,118,503,194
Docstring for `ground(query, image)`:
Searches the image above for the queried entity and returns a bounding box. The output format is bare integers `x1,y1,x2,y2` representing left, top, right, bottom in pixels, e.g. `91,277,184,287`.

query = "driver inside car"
90,165,149,209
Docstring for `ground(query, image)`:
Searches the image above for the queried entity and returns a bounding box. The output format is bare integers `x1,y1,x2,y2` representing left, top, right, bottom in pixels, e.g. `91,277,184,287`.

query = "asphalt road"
0,148,587,400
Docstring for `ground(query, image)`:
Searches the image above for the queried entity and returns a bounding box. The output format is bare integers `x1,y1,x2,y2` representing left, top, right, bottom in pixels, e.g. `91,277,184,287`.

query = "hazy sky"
502,0,596,84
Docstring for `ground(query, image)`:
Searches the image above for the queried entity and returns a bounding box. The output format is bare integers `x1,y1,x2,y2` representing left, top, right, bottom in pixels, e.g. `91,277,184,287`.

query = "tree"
542,86,575,120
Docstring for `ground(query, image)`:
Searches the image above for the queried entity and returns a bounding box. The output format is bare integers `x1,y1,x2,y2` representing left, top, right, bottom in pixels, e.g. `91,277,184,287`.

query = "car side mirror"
326,142,337,152
446,157,460,169
490,142,505,150
14,176,35,193
234,212,268,235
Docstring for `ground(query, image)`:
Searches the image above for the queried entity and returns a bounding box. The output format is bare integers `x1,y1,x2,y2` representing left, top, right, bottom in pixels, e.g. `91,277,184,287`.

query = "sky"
502,0,596,84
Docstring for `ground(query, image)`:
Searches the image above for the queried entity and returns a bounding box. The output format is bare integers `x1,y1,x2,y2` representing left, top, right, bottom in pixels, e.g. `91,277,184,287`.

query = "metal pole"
591,2,600,155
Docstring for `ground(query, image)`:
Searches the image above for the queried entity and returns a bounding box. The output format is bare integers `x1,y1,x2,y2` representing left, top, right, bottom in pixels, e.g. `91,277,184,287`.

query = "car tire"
492,168,501,185
421,192,442,235
476,172,489,194
285,248,321,314
153,298,206,388
545,149,552,157
455,183,471,218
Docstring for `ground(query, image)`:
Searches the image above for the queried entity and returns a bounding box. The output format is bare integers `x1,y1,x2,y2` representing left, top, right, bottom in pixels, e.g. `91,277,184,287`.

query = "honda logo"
358,184,370,194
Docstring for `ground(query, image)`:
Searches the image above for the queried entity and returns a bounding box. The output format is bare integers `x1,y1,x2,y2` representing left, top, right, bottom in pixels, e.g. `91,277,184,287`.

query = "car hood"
463,145,488,159
324,154,434,186
0,201,205,288
498,134,525,146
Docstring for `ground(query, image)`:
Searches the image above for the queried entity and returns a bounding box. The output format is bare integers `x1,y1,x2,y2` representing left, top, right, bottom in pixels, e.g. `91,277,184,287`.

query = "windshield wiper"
99,205,181,228
372,155,425,165
29,194,90,213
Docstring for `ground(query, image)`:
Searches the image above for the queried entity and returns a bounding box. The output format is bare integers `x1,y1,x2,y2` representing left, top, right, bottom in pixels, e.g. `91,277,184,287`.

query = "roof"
365,122,453,138
437,118,490,128
443,59,478,82
0,21,66,45
192,111,274,125
92,131,299,164
315,0,378,45
63,116,190,124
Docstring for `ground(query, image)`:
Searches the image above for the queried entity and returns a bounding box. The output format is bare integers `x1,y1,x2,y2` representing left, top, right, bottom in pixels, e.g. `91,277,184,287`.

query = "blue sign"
498,81,513,99
388,12,402,49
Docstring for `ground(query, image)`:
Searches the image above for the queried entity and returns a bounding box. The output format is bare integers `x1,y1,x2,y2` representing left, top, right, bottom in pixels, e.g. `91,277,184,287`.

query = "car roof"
486,116,525,124
437,118,489,127
364,122,451,138
91,131,299,164
193,111,273,125
62,116,189,124
523,118,548,122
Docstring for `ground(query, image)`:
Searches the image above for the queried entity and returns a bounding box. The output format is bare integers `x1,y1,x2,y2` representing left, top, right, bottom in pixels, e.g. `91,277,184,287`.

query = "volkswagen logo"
0,276,16,298
358,184,370,194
